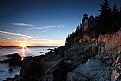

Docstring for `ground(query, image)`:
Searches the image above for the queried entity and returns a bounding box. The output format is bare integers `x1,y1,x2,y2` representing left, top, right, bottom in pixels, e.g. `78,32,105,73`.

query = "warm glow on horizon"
0,38,65,46
20,43,27,48
19,42,30,48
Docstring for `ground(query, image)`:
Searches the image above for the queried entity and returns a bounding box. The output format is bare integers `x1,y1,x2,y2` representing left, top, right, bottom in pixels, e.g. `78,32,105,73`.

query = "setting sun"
19,42,29,48
21,43,27,48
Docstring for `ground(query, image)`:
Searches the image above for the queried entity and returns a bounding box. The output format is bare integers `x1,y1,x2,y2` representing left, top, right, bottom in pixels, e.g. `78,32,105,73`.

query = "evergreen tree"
119,7,121,27
99,0,111,15
96,0,111,34
111,3,120,32
112,3,119,13
76,25,80,31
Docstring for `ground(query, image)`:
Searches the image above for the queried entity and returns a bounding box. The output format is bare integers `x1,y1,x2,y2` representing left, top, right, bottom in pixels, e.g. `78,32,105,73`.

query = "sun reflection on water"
19,42,28,58
22,47,25,58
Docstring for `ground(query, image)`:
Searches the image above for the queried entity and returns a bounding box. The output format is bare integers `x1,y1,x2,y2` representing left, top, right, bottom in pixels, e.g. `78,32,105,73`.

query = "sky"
0,0,121,46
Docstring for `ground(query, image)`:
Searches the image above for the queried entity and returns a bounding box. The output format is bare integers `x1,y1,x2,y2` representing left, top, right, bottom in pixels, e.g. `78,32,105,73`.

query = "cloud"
29,24,64,32
42,29,49,32
11,23,63,32
0,30,34,38
7,38,12,39
11,23,33,26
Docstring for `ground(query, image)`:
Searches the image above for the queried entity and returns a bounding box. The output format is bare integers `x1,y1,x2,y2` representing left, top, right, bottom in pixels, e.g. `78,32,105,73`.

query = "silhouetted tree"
96,0,111,33
119,8,121,27
99,0,111,15
112,3,119,13
95,0,121,34
111,3,120,32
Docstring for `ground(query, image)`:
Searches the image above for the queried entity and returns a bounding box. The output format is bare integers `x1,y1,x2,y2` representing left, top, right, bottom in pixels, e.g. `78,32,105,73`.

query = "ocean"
0,46,57,81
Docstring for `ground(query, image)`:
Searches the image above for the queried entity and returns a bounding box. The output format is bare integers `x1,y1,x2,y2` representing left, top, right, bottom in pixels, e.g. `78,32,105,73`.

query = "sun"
20,43,27,48
21,43,27,48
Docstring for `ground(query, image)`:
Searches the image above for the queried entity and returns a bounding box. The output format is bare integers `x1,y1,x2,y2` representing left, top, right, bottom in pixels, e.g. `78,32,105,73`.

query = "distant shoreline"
0,46,59,47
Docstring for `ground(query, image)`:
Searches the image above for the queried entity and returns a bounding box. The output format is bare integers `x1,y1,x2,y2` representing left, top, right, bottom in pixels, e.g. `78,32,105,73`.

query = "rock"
52,60,68,81
1,53,22,66
8,68,13,72
67,72,89,81
6,78,15,81
20,56,45,81
64,43,94,65
5,44,117,81
66,54,113,81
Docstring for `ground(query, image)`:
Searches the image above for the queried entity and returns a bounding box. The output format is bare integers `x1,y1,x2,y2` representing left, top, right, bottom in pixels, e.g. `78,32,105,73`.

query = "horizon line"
0,45,61,47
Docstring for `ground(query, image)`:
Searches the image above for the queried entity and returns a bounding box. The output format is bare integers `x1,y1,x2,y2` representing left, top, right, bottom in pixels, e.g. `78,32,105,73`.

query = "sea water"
0,46,57,81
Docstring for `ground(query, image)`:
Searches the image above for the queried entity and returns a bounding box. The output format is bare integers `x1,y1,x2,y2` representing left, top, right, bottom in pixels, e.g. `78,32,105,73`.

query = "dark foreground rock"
0,53,22,66
20,56,45,81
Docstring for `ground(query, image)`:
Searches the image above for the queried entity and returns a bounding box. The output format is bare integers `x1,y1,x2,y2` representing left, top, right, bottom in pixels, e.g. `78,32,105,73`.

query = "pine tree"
112,3,119,13
119,7,121,27
99,0,111,16
96,0,111,34
111,3,120,32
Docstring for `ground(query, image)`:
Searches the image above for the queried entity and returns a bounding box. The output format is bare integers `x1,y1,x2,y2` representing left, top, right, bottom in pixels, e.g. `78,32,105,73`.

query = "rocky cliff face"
98,28,121,54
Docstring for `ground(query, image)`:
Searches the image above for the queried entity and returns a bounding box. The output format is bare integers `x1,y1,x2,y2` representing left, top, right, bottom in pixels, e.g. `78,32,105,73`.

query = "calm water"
0,46,57,81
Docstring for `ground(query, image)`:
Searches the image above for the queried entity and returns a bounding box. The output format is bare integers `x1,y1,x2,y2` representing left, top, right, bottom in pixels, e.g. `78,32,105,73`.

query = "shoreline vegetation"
1,0,121,81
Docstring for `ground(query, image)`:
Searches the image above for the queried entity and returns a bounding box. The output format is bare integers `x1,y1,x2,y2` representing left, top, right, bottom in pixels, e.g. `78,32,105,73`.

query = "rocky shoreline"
2,43,121,81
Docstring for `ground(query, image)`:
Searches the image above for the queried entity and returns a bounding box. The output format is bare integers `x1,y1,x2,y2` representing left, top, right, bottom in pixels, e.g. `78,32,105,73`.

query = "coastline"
2,43,119,81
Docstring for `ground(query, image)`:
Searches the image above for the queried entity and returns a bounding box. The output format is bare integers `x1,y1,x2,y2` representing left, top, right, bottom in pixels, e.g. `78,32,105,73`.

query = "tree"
99,0,111,15
96,0,112,34
112,3,119,13
111,3,120,32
